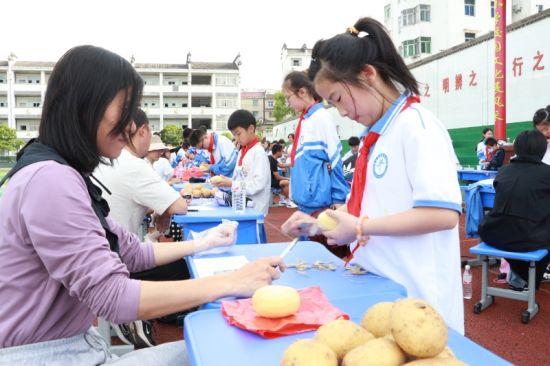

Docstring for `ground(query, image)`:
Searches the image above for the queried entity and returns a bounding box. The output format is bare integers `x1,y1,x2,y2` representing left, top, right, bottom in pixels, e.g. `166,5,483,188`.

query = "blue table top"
187,241,407,308
173,206,264,224
457,169,498,182
184,294,511,366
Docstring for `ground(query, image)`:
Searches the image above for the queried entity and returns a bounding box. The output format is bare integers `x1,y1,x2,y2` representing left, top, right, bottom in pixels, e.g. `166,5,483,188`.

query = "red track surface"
153,207,549,366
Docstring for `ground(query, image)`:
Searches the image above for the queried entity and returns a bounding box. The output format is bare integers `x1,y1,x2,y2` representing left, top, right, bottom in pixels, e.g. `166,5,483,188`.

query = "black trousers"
507,253,550,289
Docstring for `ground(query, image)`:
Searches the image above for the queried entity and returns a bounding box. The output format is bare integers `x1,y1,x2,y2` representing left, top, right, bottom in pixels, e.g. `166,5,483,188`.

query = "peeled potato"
343,338,406,366
390,299,447,358
211,175,224,183
317,211,338,231
192,189,202,198
281,339,338,366
361,302,394,338
404,359,466,366
315,319,375,361
252,285,300,318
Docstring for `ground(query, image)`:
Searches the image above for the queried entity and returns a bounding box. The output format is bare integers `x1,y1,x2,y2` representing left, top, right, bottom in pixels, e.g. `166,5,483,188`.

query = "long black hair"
308,17,419,95
39,45,143,174
283,71,321,101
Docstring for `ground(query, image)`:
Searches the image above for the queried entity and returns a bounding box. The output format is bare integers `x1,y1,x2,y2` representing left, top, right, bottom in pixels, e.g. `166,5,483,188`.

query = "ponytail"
308,17,419,95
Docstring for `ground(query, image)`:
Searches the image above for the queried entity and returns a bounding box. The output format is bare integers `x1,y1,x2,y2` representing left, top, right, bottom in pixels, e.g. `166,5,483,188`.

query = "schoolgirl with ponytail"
282,18,464,333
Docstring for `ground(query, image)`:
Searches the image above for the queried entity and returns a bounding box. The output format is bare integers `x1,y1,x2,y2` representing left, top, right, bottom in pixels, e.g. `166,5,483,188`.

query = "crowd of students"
0,15,548,366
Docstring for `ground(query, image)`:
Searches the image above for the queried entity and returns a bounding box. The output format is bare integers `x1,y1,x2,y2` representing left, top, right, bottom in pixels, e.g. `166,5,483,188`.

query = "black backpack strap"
1,140,120,257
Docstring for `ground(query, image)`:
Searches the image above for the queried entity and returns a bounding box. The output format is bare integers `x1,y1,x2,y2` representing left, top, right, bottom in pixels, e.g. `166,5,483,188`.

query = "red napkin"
221,286,349,338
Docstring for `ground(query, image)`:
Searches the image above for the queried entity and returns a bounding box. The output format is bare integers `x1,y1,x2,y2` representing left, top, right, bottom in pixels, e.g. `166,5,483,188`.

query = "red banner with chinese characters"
494,0,506,139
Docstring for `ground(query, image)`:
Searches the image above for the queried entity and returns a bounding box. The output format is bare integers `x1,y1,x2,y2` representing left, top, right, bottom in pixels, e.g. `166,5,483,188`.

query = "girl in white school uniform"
282,17,464,334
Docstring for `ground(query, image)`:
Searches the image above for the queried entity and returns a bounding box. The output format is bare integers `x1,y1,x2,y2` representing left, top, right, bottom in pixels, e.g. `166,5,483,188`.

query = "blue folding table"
457,169,498,182
187,241,407,309
183,294,511,366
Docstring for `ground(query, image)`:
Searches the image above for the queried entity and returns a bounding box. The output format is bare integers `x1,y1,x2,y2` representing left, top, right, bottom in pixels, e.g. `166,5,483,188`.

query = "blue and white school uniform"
210,133,238,177
290,103,349,214
352,92,465,334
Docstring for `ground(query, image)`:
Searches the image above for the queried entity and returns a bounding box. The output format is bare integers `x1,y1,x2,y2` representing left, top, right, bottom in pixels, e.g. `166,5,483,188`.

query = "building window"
20,125,27,131
291,58,301,67
465,0,475,16
252,111,259,118
537,4,544,12
144,102,148,107
35,80,40,84
252,99,259,106
419,5,431,22
168,81,175,85
384,4,391,23
491,1,495,17
402,40,416,57
401,8,416,26
0,102,5,107
465,32,476,42
402,37,431,57
33,102,40,107
419,37,431,53
267,100,274,108
164,103,169,107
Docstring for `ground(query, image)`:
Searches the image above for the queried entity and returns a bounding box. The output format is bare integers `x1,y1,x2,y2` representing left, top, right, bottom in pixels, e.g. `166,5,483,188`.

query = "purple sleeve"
106,216,156,273
20,164,143,324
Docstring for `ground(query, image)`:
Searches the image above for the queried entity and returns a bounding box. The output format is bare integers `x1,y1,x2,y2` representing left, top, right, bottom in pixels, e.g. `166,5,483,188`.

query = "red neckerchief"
238,137,259,167
347,95,420,217
289,103,317,167
485,146,494,162
208,133,215,164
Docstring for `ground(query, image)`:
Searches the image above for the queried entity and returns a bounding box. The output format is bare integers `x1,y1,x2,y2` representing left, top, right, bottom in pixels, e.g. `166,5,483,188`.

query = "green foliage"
0,125,23,153
160,125,183,146
221,131,233,141
273,91,296,122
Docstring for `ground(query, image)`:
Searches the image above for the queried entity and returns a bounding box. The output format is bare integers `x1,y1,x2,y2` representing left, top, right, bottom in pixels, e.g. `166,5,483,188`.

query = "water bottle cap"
465,265,470,270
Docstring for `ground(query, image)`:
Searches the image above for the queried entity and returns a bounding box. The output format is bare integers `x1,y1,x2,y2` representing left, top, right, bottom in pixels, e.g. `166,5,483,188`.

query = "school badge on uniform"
373,153,388,178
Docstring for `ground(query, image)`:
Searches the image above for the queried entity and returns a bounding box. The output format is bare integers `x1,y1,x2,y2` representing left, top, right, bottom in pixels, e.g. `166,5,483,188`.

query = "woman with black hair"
0,45,284,364
282,18,463,333
479,129,550,289
533,105,550,164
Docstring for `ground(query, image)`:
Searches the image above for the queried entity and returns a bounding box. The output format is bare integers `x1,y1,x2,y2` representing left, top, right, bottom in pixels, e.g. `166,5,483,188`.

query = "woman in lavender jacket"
0,45,284,365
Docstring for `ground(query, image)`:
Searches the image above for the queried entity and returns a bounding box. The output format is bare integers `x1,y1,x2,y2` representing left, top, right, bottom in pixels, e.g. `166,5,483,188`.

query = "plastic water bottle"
463,265,473,299
231,167,246,213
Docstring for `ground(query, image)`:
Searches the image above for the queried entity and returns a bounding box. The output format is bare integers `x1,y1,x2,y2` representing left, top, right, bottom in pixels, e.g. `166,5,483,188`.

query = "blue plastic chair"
470,242,548,323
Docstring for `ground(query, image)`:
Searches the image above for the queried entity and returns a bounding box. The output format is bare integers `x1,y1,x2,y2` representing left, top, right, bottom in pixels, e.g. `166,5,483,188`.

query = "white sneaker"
285,200,298,208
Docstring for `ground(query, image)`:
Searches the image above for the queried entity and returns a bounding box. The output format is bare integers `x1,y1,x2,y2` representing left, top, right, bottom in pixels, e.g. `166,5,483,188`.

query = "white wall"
411,13,550,129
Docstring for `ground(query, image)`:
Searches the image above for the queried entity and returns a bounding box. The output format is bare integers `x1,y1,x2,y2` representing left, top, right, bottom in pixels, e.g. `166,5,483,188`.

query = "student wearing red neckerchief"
282,71,350,258
211,110,271,216
188,129,238,177
282,18,464,334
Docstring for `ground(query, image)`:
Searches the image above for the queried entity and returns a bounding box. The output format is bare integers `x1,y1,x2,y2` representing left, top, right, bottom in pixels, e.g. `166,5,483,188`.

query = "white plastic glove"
144,230,161,243
192,221,237,254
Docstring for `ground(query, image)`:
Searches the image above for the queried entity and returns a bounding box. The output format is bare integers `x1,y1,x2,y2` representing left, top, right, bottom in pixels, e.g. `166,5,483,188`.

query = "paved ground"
151,206,548,365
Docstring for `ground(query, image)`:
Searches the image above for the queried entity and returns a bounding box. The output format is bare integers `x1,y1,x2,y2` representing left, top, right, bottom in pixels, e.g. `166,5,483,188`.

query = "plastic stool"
470,242,548,323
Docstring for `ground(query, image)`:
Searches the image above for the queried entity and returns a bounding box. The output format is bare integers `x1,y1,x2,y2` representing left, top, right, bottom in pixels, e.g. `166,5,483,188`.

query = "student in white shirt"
282,18,464,334
188,129,238,177
95,111,188,236
152,142,175,182
533,105,550,165
211,110,271,216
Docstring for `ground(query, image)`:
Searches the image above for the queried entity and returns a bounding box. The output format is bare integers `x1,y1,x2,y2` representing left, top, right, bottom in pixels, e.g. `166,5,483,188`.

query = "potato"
390,299,447,358
192,189,202,198
252,285,300,318
361,302,394,337
182,185,193,194
210,175,224,183
434,347,455,359
315,319,375,361
201,188,212,198
343,338,406,366
281,339,338,366
317,210,338,231
404,359,466,366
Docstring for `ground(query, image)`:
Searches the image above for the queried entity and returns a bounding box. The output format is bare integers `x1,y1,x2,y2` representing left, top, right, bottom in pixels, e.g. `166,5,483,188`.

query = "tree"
160,125,183,146
0,125,23,153
273,91,296,122
221,131,233,141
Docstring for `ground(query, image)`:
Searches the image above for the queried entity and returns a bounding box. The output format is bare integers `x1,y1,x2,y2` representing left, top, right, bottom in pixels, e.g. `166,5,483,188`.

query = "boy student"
188,129,238,177
211,110,271,216
269,143,292,206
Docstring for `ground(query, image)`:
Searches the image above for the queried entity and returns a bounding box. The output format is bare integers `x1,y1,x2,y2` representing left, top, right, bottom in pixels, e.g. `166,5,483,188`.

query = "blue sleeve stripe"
413,200,462,213
301,141,328,148
295,143,329,156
